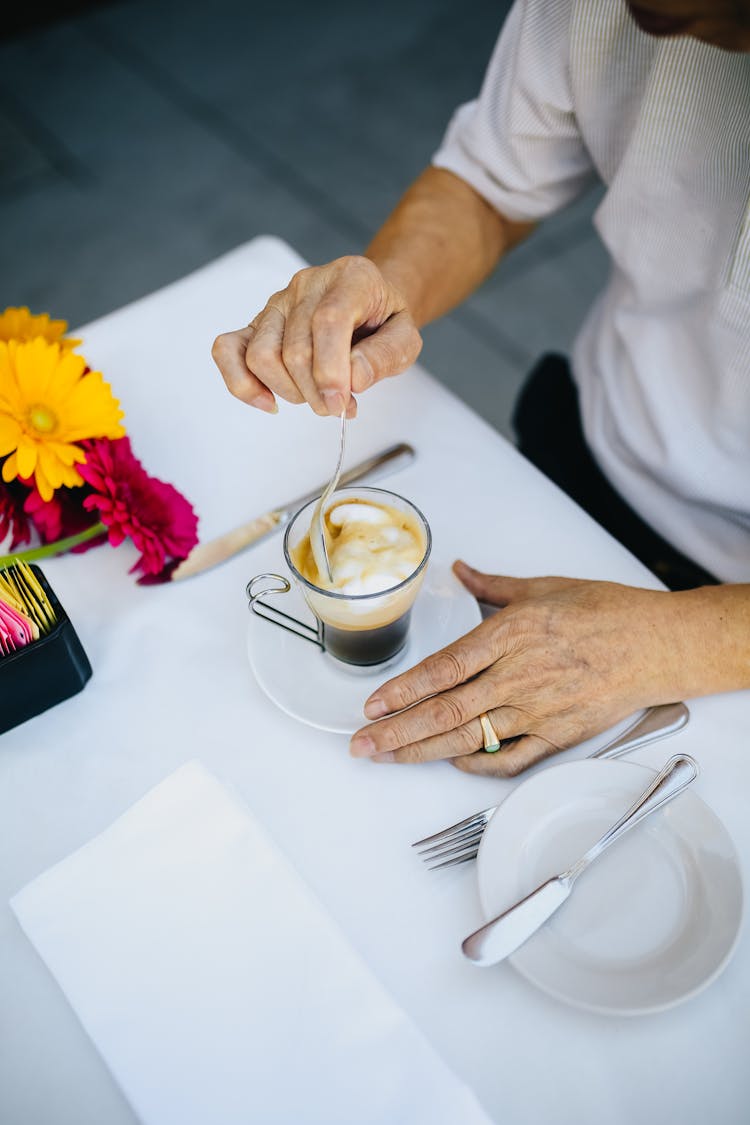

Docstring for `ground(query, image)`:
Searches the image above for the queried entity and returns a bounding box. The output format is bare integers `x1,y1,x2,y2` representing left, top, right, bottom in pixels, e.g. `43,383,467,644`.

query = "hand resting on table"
349,560,749,777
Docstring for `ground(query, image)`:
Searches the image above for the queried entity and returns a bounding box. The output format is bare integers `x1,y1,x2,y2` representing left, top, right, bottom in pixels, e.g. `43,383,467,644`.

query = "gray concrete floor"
0,0,608,438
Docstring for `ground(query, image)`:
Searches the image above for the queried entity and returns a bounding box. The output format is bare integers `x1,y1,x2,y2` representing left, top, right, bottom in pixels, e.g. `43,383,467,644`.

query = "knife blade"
461,877,571,967
461,753,697,968
170,442,416,581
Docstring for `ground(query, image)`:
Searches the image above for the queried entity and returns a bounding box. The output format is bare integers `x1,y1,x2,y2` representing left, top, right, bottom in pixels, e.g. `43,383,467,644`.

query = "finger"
245,303,306,406
211,327,278,413
450,733,557,777
351,700,525,759
452,561,533,607
282,296,333,415
453,561,580,605
364,706,528,764
344,394,358,419
310,261,397,413
363,623,500,719
307,294,359,416
361,720,480,765
349,311,422,393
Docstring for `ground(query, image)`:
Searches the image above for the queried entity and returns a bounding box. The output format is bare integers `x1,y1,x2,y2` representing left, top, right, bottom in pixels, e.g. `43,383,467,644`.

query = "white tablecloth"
1,236,748,1125
10,761,491,1125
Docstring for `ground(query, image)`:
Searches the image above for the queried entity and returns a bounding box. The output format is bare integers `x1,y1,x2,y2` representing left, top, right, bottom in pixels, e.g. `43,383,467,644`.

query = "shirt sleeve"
432,0,596,221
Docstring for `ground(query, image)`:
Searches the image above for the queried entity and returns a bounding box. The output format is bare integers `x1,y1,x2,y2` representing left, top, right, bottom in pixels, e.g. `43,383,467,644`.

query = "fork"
412,701,689,870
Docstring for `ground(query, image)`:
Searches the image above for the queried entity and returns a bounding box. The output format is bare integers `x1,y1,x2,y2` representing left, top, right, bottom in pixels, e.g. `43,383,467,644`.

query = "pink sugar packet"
0,597,37,654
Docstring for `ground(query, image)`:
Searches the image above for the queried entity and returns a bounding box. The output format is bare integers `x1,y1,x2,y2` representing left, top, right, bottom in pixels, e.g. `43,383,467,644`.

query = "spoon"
310,408,347,584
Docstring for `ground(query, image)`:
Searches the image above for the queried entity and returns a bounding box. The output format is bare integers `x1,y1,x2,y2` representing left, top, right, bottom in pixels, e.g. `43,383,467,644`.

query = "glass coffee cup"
282,486,431,667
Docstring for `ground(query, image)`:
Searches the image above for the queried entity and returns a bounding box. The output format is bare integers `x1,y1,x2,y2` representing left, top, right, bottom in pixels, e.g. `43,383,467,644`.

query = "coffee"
318,613,412,667
284,488,431,666
292,497,424,596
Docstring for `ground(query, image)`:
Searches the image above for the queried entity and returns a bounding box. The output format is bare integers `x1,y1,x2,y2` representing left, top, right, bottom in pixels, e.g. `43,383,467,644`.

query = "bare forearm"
667,584,750,698
365,167,535,328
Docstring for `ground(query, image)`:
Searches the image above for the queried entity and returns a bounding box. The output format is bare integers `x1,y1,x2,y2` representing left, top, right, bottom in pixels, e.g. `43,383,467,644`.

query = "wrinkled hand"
211,256,422,417
349,561,681,776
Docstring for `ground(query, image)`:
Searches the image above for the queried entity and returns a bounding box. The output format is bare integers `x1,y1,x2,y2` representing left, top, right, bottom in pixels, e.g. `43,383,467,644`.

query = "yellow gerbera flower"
0,306,82,351
0,338,126,501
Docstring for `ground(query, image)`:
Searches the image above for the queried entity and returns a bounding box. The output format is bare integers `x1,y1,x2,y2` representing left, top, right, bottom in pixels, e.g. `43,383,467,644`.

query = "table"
1,237,748,1125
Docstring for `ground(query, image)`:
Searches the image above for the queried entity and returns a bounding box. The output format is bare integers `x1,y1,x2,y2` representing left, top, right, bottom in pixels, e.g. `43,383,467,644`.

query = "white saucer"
476,759,743,1016
247,562,481,733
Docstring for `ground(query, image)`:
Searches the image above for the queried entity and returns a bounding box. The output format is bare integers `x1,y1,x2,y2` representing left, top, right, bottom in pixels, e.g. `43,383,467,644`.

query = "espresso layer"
323,610,411,665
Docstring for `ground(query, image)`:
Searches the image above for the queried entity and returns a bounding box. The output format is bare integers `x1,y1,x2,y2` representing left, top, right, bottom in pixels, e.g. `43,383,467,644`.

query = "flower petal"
63,371,125,441
47,440,86,467
0,307,77,348
15,337,61,400
58,464,84,489
0,343,24,415
47,348,87,399
15,435,38,481
36,442,67,492
0,414,22,456
34,458,54,502
2,452,19,482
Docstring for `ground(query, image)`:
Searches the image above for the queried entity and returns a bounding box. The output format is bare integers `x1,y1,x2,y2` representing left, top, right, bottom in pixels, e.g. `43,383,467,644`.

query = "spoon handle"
310,410,347,582
590,701,689,759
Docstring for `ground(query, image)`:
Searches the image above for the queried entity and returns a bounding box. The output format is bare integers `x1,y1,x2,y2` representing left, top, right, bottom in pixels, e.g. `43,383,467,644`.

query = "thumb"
452,561,532,607
350,311,422,392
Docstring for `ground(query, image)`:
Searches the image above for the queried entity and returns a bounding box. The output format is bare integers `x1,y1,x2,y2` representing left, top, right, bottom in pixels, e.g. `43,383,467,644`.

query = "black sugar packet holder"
0,565,92,735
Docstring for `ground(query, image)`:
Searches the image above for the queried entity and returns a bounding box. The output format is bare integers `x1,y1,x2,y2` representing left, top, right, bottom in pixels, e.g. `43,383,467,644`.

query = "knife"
461,753,698,968
171,442,416,581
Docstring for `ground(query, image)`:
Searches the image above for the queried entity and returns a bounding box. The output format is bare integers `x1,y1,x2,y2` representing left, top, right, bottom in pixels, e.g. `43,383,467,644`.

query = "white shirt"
433,0,750,583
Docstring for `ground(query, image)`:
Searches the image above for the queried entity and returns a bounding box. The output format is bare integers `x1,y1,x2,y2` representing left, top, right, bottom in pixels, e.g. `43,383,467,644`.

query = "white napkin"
11,762,491,1125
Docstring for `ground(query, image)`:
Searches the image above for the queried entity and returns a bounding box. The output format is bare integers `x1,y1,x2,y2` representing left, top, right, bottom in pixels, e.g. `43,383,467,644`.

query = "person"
212,0,750,777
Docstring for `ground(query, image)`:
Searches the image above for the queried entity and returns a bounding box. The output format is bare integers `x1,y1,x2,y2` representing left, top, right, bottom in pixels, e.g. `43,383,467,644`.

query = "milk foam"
326,499,424,595
288,491,429,633
290,496,425,597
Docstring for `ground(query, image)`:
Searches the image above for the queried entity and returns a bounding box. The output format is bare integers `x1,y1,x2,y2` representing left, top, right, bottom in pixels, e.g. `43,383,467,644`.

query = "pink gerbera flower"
78,437,198,578
24,483,102,549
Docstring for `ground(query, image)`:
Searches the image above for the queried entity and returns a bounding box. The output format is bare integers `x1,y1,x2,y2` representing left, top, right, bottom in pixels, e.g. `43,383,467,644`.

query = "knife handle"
338,442,415,489
171,512,282,580
283,442,416,515
568,753,699,880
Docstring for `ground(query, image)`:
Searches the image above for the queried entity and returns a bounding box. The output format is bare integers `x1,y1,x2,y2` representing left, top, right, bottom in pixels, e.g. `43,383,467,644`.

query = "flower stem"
0,521,107,567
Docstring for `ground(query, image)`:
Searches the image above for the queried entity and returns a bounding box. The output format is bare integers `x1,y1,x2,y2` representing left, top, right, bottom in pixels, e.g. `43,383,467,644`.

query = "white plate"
476,759,743,1016
247,561,481,733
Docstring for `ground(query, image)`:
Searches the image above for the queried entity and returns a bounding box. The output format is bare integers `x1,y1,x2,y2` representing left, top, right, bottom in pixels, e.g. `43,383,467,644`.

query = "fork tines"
412,807,494,870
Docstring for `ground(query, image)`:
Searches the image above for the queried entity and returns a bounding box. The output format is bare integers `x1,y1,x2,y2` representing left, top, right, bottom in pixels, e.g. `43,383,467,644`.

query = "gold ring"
479,711,502,753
